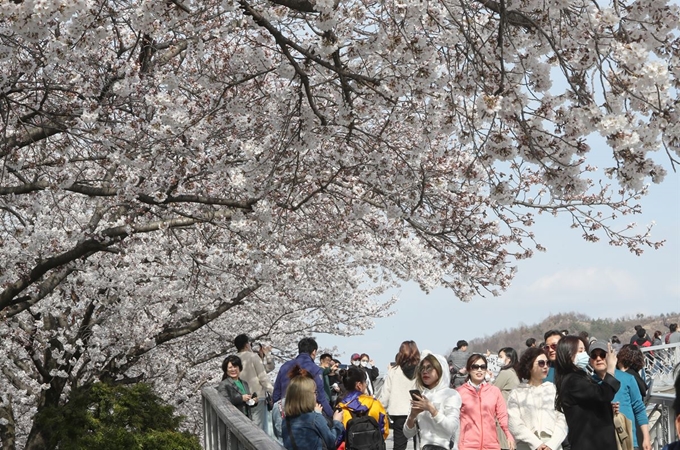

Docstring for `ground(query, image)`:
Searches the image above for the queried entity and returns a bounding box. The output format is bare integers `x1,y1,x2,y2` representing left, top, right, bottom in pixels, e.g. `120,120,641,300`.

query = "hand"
333,409,344,422
410,394,435,417
642,437,651,450
314,403,323,413
369,359,376,366
242,394,252,402
507,439,515,450
612,402,620,415
606,343,617,375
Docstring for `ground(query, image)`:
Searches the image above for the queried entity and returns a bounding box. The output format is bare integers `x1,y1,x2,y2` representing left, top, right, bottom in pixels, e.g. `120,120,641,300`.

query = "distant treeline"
464,311,680,355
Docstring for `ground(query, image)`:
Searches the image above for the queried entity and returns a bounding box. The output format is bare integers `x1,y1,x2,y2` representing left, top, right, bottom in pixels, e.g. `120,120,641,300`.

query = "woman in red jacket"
456,354,515,450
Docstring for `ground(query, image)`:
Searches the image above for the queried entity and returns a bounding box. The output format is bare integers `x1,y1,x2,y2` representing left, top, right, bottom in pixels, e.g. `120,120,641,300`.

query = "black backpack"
345,409,385,450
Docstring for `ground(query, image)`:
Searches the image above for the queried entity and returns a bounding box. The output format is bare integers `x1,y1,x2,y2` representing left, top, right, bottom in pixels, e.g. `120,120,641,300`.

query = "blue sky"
317,161,680,371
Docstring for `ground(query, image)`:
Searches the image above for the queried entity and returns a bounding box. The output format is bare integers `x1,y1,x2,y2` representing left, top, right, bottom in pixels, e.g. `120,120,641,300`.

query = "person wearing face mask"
494,348,520,450
457,354,515,450
554,336,620,450
350,353,380,396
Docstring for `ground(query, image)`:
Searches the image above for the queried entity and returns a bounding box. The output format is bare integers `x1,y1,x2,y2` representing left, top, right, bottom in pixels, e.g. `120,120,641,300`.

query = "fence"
640,341,680,449
202,386,285,450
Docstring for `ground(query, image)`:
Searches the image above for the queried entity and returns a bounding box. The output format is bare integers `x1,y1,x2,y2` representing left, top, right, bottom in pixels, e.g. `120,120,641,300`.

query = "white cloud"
527,267,642,297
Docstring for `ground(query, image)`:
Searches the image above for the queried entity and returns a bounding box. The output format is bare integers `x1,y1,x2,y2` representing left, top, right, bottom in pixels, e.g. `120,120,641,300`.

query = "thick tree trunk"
23,428,48,450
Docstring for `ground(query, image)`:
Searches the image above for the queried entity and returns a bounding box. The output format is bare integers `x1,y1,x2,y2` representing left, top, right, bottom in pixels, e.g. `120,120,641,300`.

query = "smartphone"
338,364,348,370
251,392,257,398
409,389,422,400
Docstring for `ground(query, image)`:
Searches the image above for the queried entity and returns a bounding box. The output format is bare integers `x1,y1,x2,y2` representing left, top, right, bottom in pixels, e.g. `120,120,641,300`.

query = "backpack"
345,409,385,450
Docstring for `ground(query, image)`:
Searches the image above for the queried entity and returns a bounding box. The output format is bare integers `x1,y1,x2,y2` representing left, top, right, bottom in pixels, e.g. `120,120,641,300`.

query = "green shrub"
35,382,200,450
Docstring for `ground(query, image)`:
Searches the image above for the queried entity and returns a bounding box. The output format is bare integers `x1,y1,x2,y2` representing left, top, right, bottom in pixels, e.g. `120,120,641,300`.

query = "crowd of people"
216,325,680,450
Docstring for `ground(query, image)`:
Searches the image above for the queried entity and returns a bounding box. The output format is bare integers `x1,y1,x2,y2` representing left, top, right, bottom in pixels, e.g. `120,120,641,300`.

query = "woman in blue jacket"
282,366,344,450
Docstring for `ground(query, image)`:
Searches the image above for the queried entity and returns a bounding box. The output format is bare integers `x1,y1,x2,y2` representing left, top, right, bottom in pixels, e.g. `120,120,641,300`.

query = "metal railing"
202,386,285,450
640,341,679,450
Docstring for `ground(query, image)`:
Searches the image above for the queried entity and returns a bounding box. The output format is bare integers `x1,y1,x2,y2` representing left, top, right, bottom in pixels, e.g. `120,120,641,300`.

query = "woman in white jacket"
404,352,462,450
507,348,567,450
379,340,420,450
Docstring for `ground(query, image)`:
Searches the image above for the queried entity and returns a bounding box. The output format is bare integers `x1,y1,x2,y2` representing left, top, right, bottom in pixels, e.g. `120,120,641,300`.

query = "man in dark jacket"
272,337,333,417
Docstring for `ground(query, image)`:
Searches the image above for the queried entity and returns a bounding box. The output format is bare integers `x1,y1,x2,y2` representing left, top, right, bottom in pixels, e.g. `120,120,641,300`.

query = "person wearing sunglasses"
543,330,562,383
456,354,515,450
589,341,651,450
554,336,620,450
403,352,462,450
507,348,567,450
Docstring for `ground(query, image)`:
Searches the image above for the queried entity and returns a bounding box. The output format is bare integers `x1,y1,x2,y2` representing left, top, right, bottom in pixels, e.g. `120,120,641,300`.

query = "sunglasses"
536,360,548,368
420,365,435,373
590,351,607,359
470,364,487,371
546,343,558,350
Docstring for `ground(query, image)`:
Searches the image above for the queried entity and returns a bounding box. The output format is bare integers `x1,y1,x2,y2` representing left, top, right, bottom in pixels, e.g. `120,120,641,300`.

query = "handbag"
613,412,634,450
265,391,274,411
422,445,448,450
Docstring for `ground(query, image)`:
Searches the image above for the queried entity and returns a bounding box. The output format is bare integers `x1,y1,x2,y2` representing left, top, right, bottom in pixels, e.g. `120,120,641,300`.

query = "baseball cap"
351,353,361,361
589,340,608,356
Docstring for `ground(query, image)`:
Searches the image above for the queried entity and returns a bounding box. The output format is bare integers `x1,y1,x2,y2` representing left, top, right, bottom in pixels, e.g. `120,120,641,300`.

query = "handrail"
202,386,285,450
639,342,679,450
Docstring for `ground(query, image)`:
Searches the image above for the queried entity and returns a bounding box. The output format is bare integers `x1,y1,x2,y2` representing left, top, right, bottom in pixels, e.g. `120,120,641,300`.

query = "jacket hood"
420,350,451,393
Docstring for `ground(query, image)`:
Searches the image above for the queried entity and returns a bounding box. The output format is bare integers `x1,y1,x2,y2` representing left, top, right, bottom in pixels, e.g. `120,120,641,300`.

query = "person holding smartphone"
403,352,462,450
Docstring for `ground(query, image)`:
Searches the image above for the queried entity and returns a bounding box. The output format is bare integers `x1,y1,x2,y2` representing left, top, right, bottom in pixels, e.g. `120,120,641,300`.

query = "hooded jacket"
403,353,462,449
457,381,512,450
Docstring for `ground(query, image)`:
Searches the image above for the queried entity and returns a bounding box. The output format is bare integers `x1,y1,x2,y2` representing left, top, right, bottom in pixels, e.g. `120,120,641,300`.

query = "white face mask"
360,361,368,368
351,360,360,367
574,351,590,371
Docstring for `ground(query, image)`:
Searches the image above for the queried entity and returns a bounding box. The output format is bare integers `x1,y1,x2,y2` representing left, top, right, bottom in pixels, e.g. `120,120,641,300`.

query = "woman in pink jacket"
456,354,515,450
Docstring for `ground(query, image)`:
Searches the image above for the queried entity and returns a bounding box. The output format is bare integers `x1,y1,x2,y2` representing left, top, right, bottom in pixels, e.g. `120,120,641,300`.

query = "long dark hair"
554,336,589,412
498,347,518,371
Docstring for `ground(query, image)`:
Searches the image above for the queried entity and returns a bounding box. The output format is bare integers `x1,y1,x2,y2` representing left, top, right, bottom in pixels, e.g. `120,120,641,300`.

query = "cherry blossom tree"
1,0,678,447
